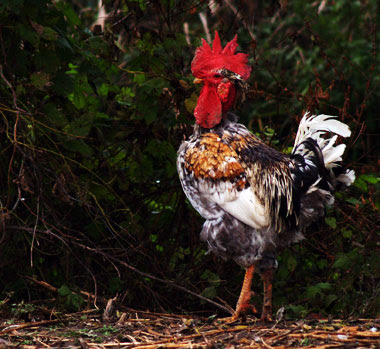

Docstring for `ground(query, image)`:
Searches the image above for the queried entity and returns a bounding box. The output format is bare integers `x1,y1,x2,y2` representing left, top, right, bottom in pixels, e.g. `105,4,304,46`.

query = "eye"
213,73,222,78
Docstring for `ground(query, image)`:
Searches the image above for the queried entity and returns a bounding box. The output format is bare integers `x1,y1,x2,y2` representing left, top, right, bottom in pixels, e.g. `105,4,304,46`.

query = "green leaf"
306,283,331,299
333,254,351,269
288,304,307,317
64,140,93,157
66,63,79,75
359,174,380,184
72,91,86,109
325,217,337,229
136,0,147,11
317,259,328,270
115,87,135,106
200,270,220,284
97,83,109,96
67,293,83,310
263,127,275,137
134,74,146,84
346,197,360,205
342,229,352,239
155,245,164,252
42,27,58,41
354,177,368,191
306,285,320,299
201,286,217,300
315,282,332,290
283,146,294,155
57,2,81,27
95,112,109,120
58,285,71,296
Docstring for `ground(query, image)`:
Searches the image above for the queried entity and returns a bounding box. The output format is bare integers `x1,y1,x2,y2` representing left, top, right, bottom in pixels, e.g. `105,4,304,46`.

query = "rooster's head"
191,31,251,129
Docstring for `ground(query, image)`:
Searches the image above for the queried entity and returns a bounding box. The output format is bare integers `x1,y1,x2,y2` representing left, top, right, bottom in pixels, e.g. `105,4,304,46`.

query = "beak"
193,77,203,84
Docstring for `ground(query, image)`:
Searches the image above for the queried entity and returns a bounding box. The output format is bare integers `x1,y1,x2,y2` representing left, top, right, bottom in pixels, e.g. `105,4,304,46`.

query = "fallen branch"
0,319,62,335
24,276,100,303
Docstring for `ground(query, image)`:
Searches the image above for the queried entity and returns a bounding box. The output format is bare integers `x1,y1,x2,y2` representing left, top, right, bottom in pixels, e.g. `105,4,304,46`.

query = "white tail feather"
323,143,346,166
337,169,356,185
293,112,355,186
294,113,351,148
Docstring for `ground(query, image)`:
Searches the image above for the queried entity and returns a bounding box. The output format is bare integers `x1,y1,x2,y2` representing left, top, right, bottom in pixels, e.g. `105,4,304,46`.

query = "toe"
218,314,239,323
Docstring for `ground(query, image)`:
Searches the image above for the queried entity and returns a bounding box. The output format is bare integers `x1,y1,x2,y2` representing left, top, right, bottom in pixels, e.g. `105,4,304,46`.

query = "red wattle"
218,82,236,113
194,85,222,129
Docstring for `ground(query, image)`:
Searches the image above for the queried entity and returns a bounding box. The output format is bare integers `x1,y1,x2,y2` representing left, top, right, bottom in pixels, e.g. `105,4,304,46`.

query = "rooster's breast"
177,124,281,267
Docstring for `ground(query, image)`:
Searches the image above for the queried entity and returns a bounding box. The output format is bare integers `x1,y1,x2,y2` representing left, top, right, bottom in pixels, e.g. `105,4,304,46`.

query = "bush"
0,0,379,317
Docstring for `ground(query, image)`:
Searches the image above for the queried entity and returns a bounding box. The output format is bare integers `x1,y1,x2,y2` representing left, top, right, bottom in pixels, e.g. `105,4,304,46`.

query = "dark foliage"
0,0,379,318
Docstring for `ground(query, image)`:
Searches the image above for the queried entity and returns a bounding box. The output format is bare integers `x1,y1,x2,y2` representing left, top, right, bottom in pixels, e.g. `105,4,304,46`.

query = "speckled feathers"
177,113,354,268
184,133,247,190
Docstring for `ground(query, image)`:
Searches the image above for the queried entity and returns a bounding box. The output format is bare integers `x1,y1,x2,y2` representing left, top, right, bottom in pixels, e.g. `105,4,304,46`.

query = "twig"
183,22,191,46
24,276,100,303
0,319,62,335
268,325,301,345
0,65,23,112
318,0,327,14
30,197,40,267
260,336,274,348
199,12,211,44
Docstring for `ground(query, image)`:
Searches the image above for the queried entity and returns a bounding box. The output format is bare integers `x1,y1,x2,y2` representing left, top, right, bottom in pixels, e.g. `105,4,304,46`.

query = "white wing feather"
200,181,269,230
219,188,269,229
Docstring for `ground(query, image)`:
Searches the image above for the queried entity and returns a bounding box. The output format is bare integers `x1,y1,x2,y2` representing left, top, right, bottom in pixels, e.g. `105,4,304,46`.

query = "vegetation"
0,0,379,320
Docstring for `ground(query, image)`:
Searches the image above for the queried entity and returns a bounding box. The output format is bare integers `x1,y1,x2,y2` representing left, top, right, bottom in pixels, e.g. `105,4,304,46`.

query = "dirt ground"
1,305,380,348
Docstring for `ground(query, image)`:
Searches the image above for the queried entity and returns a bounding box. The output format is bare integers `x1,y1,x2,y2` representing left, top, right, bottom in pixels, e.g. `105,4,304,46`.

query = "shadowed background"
0,0,379,319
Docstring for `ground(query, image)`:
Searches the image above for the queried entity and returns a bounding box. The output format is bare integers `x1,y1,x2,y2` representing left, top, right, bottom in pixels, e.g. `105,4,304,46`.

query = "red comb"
191,31,251,80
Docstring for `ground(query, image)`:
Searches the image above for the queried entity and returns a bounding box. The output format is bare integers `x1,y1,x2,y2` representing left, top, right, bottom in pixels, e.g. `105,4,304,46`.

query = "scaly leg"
221,265,256,322
260,268,274,322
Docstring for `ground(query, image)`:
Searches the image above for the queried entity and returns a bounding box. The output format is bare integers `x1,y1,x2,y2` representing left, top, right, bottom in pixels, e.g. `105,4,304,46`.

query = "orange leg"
260,268,274,322
221,265,256,322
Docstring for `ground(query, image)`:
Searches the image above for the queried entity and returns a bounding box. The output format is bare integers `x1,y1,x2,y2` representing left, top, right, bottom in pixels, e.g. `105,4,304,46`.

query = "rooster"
177,31,355,322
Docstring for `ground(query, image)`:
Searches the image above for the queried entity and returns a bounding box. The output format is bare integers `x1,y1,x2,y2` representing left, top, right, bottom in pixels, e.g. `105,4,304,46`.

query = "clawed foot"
219,308,271,324
217,265,275,324
218,300,257,323
218,313,239,323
